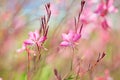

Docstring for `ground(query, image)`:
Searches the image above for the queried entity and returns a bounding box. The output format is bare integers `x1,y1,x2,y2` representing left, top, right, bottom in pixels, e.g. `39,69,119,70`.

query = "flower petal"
17,44,26,53
68,30,74,40
60,41,70,46
29,32,34,40
73,34,81,42
62,33,69,41
34,30,40,40
24,39,34,45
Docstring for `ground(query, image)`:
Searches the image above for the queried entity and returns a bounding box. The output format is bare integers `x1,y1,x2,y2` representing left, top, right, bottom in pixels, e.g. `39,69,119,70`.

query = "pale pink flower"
0,77,2,80
17,30,47,53
81,9,97,24
94,69,113,80
60,30,81,47
24,30,46,46
95,0,118,16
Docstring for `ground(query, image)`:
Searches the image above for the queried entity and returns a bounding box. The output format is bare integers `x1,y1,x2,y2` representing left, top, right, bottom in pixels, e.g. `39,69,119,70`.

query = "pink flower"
17,30,47,53
60,30,81,47
94,69,113,80
95,0,118,16
60,0,85,47
24,30,46,46
81,8,97,24
0,77,2,80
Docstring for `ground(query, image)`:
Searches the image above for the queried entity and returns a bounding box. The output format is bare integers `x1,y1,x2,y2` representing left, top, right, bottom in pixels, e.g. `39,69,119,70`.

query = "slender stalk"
33,54,36,71
70,47,75,71
62,47,75,80
36,43,41,61
89,70,93,80
75,64,80,80
26,49,30,80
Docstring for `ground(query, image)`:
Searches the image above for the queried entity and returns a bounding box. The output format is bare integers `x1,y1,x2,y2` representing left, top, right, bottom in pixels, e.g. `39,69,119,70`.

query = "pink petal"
17,44,26,53
62,30,74,41
95,3,104,14
62,33,69,41
29,32,34,40
73,34,81,42
28,30,39,40
60,41,70,46
108,0,113,7
24,39,34,45
108,6,118,13
68,30,74,39
34,30,40,40
38,36,47,43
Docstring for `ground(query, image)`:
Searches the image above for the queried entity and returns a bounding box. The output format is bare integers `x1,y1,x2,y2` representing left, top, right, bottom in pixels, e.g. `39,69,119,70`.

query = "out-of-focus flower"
14,16,25,30
60,30,81,47
0,77,2,80
81,9,97,24
94,69,113,80
51,3,59,17
95,0,118,16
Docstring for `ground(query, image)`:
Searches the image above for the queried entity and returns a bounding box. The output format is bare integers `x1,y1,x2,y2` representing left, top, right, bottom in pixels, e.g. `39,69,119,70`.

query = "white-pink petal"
24,39,34,45
68,30,74,40
38,36,47,43
60,41,70,46
34,30,40,40
29,32,35,40
17,44,26,53
62,33,69,41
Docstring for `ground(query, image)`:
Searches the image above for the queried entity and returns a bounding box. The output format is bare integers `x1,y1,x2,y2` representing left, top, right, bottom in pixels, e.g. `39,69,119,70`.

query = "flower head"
94,69,113,80
17,30,47,53
24,30,46,46
95,0,118,16
17,3,51,53
60,30,81,47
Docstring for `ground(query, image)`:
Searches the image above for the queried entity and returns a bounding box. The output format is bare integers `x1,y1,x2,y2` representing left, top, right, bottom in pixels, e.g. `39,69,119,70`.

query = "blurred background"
0,0,120,80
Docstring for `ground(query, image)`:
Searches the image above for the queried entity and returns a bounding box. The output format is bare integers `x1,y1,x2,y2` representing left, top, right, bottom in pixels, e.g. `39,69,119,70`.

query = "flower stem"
70,47,75,71
27,49,30,80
